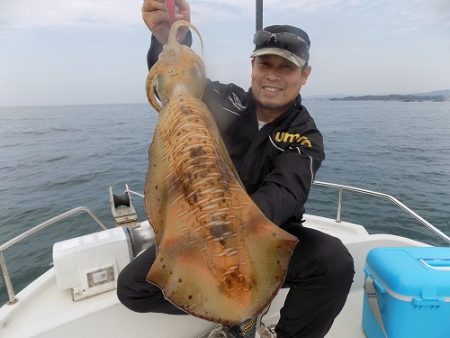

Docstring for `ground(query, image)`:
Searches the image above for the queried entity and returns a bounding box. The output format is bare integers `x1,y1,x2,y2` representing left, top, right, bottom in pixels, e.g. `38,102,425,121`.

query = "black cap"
252,25,310,67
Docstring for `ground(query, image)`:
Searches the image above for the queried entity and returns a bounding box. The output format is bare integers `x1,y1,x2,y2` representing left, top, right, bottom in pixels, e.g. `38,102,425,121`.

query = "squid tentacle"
146,64,163,112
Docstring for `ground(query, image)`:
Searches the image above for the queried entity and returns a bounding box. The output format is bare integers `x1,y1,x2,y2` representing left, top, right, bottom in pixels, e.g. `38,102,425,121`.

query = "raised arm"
142,0,190,44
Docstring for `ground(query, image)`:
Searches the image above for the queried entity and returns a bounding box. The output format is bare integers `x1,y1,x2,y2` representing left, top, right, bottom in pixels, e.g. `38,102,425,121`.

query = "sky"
0,0,449,106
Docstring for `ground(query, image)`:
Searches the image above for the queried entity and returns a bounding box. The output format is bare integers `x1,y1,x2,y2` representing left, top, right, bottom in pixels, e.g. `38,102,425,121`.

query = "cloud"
190,0,447,26
1,0,448,30
191,0,349,19
195,0,448,36
0,0,367,29
385,0,450,30
0,0,142,29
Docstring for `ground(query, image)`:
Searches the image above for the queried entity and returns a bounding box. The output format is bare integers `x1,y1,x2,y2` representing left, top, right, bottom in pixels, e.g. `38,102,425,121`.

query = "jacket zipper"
238,123,273,176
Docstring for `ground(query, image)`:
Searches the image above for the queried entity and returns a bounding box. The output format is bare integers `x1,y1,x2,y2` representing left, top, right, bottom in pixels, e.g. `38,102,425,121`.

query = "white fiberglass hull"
0,215,427,338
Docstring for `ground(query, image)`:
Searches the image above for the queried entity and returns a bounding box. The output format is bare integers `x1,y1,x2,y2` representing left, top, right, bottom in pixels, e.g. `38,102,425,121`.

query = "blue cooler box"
363,247,450,338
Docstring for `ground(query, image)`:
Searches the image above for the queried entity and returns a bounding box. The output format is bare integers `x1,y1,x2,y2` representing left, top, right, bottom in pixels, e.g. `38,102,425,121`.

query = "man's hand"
142,0,190,44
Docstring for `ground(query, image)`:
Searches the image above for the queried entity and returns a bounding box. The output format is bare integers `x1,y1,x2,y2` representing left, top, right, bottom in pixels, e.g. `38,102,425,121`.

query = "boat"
2,1,450,337
1,180,449,338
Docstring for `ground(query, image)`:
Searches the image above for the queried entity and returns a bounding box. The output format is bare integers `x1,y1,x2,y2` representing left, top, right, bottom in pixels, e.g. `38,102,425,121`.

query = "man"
117,1,355,337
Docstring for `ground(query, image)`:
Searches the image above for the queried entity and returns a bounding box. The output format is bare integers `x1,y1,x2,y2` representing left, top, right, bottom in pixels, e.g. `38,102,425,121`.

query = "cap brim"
251,48,306,67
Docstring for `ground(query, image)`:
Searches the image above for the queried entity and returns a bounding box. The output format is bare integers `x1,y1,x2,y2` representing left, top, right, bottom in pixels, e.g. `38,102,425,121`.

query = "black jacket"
147,35,325,228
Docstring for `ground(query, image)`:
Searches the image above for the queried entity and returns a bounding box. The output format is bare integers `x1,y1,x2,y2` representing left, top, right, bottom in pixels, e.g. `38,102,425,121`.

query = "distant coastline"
330,94,447,102
316,89,450,102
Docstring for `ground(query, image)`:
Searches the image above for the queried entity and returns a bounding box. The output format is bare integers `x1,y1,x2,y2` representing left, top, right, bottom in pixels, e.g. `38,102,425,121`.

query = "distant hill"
416,89,450,99
328,89,450,102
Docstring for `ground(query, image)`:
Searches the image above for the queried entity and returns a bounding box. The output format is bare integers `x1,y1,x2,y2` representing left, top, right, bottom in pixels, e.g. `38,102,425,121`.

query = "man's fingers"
143,0,190,23
176,0,190,20
175,0,189,11
144,9,169,21
142,0,191,43
142,0,166,13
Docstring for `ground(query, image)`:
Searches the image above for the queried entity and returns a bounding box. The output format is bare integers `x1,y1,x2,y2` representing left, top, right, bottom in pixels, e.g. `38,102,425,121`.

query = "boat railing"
2,182,449,306
125,185,144,199
125,181,450,244
0,207,108,305
312,181,450,244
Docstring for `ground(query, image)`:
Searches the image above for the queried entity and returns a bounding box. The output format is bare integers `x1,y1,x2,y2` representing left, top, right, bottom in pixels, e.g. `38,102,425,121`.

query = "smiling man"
250,26,311,123
117,1,355,337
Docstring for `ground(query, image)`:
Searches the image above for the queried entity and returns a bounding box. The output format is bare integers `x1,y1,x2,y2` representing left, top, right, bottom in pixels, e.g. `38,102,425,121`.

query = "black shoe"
226,317,257,338
198,317,257,338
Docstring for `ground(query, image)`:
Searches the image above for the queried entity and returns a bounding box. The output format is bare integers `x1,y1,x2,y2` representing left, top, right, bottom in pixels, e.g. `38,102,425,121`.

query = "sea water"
1,100,449,303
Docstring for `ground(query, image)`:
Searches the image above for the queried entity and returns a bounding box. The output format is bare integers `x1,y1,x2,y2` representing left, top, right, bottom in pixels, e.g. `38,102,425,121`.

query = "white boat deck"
0,215,427,338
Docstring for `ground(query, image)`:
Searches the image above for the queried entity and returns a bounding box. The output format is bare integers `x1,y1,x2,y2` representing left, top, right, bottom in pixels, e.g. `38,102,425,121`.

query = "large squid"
144,19,299,324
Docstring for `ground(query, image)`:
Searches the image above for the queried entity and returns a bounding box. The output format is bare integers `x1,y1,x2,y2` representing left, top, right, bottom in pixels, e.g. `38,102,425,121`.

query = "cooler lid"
366,247,450,298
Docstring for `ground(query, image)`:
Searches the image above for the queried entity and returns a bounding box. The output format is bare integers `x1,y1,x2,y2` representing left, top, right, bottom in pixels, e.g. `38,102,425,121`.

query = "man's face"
251,54,311,122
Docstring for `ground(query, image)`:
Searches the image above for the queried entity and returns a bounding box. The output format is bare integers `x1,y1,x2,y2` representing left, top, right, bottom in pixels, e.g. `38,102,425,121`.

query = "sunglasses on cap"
253,30,310,60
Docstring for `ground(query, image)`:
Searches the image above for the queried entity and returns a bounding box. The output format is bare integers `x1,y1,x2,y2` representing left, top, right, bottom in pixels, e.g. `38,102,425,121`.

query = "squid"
144,20,299,325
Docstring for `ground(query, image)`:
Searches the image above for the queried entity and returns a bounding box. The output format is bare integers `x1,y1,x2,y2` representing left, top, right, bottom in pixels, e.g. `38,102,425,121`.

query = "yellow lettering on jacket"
274,132,312,148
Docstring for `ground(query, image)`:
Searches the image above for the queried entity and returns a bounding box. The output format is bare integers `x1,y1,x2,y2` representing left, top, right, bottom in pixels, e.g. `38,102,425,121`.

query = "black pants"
117,224,355,338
